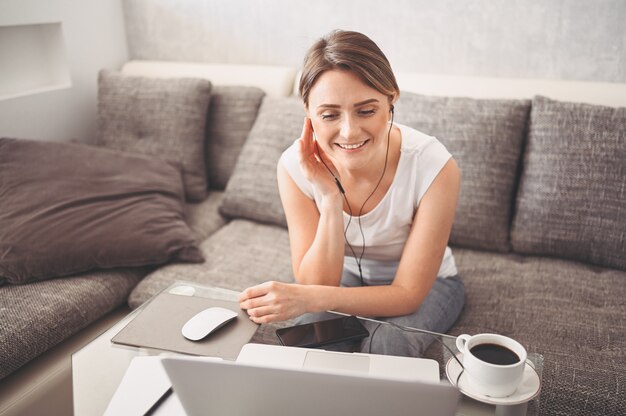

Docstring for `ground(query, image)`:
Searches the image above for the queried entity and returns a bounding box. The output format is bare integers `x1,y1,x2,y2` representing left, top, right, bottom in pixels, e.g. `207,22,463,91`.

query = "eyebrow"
317,98,380,109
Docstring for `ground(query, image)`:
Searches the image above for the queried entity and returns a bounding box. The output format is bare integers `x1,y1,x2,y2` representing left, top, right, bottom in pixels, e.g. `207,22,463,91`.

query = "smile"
335,140,368,150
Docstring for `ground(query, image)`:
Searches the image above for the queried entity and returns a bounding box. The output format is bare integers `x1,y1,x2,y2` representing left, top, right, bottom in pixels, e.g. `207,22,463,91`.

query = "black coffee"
470,343,520,365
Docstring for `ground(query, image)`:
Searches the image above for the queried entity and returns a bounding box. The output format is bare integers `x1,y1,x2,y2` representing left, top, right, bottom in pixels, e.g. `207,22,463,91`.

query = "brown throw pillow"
97,70,212,201
0,138,204,285
511,96,626,271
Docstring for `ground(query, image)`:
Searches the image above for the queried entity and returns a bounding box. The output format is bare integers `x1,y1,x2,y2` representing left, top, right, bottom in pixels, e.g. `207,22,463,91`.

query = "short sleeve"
279,139,315,199
416,138,452,205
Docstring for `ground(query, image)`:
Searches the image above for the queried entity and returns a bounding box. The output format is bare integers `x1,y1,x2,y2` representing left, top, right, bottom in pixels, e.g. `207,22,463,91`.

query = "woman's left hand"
239,281,310,324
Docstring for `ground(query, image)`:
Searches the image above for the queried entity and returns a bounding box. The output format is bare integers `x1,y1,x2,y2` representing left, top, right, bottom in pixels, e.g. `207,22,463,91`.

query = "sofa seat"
0,268,148,380
128,219,295,309
130,231,626,414
445,248,626,415
184,190,228,244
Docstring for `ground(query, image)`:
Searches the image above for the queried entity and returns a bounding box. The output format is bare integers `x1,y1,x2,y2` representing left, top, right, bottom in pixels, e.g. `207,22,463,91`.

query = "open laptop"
237,343,440,382
161,346,460,416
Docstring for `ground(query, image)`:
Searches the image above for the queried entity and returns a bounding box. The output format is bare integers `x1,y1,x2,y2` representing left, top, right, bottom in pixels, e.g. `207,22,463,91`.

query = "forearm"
305,283,431,318
296,196,345,286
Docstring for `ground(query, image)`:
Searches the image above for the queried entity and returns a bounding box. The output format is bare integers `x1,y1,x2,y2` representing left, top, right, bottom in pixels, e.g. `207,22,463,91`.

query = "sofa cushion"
206,86,265,190
395,93,530,252
128,219,294,309
442,248,626,415
98,70,212,201
0,138,203,285
0,268,147,380
511,96,626,270
219,97,304,226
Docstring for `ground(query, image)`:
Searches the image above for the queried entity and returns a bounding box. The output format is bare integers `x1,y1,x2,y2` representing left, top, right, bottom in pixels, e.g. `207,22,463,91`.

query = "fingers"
300,117,313,140
239,281,282,313
246,305,276,319
241,294,281,324
239,295,266,311
303,117,313,142
299,117,315,157
239,281,292,324
249,313,281,324
239,281,272,303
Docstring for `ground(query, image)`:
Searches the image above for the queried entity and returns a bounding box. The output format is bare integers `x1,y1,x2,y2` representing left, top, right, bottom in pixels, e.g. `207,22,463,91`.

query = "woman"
239,30,464,357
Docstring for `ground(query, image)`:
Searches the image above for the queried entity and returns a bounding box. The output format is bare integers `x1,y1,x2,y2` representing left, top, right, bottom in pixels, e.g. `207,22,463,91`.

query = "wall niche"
0,22,71,101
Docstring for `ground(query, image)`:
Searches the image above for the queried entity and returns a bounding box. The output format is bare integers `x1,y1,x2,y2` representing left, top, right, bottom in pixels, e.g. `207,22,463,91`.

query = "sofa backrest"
394,72,626,270
120,61,296,190
394,94,530,253
293,70,626,107
394,72,626,107
511,96,625,271
120,60,625,270
122,60,297,97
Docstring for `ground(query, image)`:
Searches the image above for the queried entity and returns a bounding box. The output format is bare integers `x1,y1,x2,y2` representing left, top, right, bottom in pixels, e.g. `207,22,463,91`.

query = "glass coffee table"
72,281,543,415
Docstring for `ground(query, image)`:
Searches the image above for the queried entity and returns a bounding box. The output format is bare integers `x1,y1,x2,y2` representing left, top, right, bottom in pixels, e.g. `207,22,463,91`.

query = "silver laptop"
237,343,440,382
161,353,460,416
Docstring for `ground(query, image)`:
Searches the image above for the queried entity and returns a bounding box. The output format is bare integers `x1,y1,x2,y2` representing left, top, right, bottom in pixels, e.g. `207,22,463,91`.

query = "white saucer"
445,354,541,406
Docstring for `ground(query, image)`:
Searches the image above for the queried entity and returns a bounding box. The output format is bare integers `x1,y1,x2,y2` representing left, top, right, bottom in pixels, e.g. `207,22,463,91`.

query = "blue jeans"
295,273,465,357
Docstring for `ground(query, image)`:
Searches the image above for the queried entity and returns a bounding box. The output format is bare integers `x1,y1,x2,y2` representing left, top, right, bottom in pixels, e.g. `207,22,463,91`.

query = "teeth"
337,141,366,150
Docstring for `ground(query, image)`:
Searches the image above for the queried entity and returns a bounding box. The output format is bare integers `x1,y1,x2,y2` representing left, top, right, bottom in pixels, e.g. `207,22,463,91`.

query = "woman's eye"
359,109,376,116
321,114,338,120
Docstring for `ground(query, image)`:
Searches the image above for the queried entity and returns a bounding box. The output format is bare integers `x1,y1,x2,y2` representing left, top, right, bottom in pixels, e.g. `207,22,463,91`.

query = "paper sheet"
104,356,182,416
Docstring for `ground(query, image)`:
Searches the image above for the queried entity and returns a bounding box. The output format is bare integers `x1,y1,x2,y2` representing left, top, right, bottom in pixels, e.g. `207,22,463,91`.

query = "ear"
389,93,398,107
389,94,398,118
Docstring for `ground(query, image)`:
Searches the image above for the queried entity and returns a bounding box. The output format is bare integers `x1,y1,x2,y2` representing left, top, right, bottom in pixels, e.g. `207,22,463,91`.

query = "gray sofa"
1,72,624,416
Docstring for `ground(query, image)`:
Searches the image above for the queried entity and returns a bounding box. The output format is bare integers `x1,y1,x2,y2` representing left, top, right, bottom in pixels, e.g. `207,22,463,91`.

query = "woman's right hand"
299,117,343,198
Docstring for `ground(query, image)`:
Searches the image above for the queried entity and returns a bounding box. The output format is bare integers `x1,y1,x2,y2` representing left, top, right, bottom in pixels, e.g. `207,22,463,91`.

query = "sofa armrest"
0,307,130,416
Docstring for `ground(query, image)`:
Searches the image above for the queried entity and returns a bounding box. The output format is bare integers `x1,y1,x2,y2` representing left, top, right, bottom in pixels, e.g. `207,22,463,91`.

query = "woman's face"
306,69,393,173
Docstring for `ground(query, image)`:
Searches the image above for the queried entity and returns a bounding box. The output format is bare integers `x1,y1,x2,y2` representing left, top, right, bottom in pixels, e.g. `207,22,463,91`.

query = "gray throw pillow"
0,138,204,285
219,97,304,226
395,93,530,252
511,96,626,271
206,86,265,190
98,70,212,201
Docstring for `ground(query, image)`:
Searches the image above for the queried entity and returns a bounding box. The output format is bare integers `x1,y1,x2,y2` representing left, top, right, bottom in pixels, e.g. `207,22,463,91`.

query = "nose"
339,115,359,141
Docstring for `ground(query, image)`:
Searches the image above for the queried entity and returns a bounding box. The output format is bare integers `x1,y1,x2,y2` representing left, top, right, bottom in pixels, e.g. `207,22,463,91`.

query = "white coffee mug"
456,333,527,398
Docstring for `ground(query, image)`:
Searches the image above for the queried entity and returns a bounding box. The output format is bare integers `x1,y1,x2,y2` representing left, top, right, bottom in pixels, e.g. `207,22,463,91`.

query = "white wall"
1,0,623,144
0,0,129,142
123,0,626,84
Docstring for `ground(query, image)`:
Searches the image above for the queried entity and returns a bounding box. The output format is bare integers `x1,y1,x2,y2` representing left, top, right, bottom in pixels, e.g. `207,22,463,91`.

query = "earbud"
390,105,395,114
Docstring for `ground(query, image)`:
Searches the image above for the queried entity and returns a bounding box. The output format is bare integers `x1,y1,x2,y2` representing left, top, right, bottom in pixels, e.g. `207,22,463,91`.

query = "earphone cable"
313,108,394,287
356,110,394,271
329,310,466,386
314,142,360,275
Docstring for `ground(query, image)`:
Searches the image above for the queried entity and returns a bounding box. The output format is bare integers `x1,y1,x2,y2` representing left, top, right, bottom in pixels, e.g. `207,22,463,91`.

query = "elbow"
294,274,315,285
394,287,424,316
401,302,421,316
294,269,341,286
296,276,341,287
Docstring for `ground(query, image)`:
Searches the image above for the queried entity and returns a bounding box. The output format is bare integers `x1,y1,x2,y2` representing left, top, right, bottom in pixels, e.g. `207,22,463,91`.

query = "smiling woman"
238,30,464,357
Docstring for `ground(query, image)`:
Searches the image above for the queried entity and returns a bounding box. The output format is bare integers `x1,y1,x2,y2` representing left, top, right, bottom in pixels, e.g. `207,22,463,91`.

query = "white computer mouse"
181,307,239,341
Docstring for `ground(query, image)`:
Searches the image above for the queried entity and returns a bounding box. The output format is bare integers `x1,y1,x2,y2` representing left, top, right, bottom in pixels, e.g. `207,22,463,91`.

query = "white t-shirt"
279,122,458,285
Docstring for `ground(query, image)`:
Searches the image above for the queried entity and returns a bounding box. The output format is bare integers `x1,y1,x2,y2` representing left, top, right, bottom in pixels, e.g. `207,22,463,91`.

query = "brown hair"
299,30,400,107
